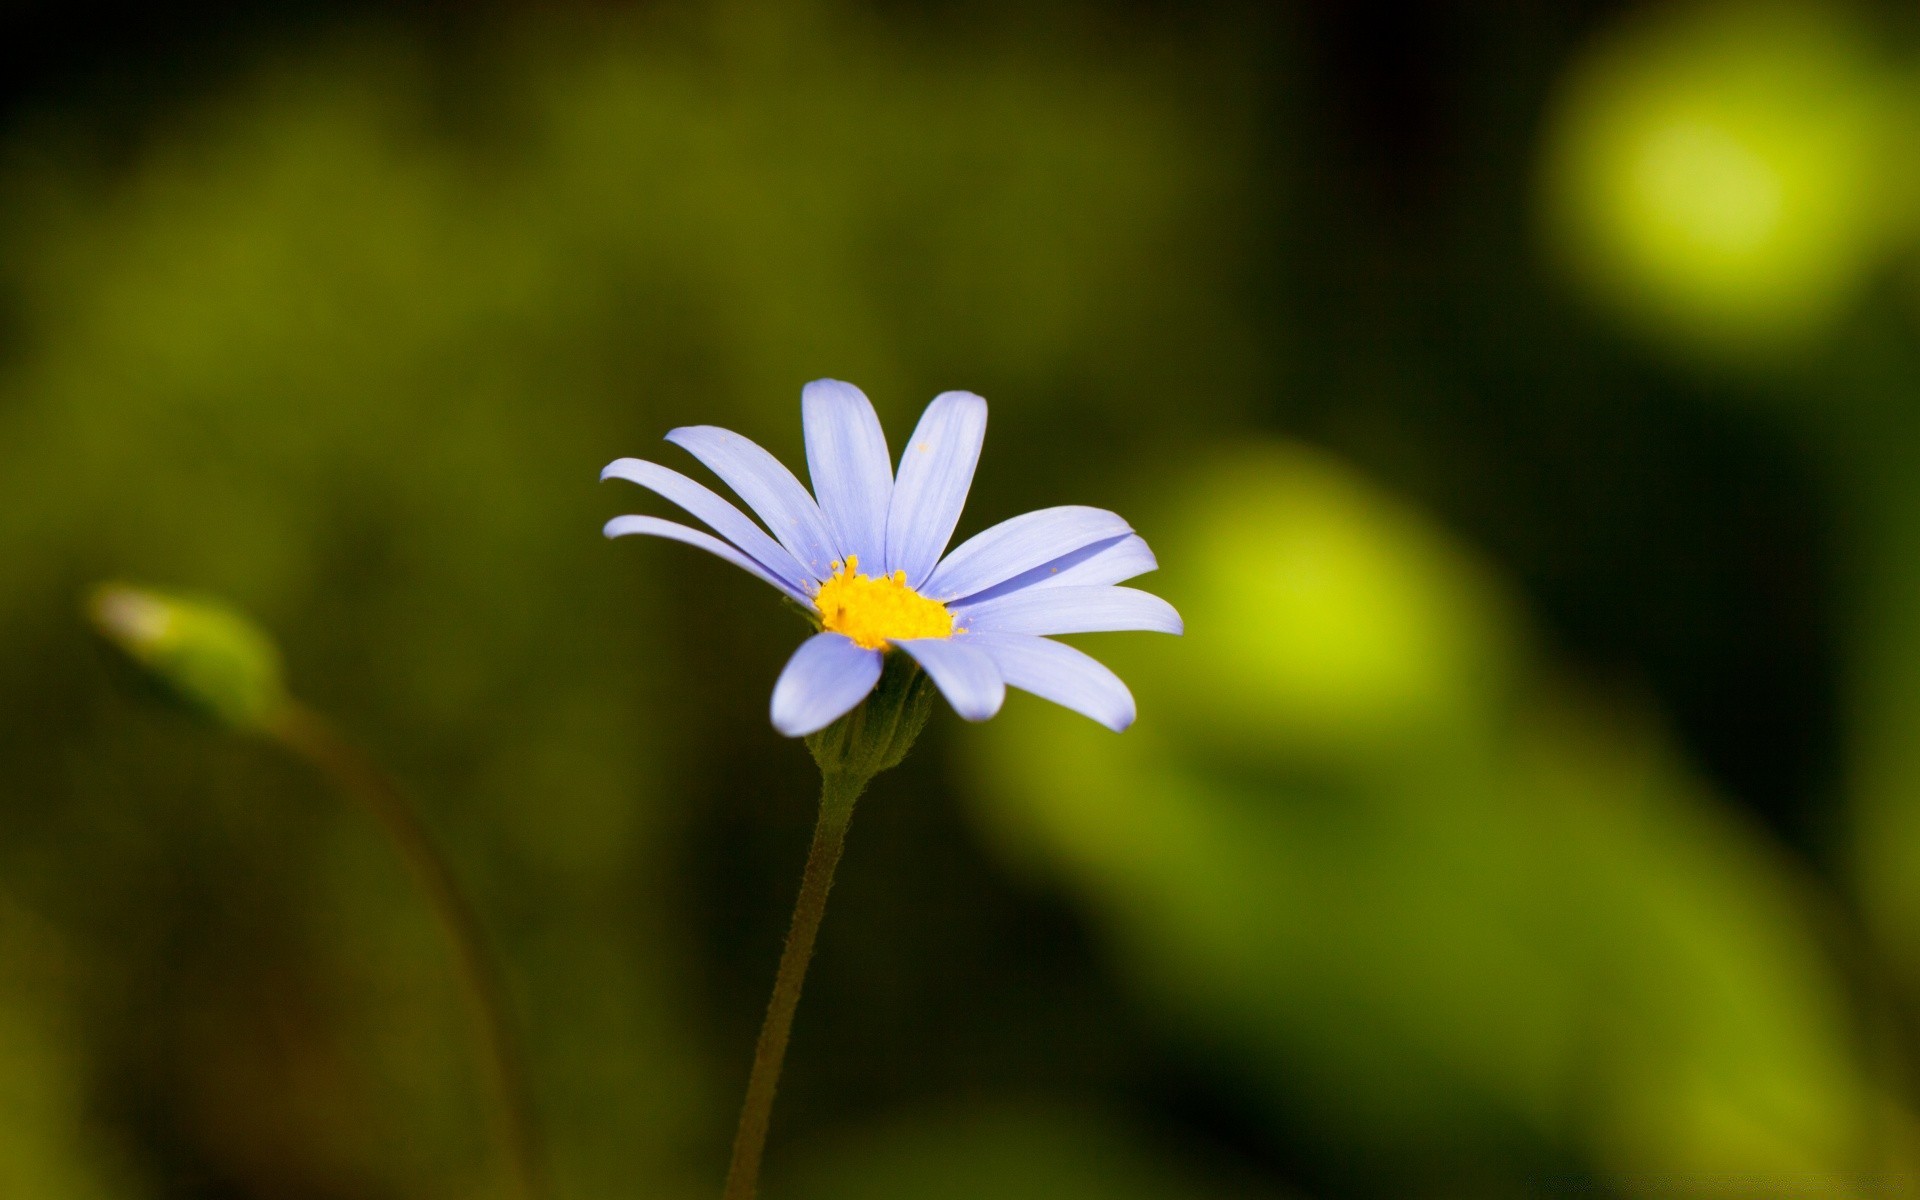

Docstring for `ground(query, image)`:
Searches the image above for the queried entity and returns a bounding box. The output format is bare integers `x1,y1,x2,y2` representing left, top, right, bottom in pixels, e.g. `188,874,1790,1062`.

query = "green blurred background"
4,0,1920,1195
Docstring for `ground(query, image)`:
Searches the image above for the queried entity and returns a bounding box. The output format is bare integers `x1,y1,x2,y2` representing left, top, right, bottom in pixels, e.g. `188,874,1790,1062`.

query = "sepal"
804,650,933,785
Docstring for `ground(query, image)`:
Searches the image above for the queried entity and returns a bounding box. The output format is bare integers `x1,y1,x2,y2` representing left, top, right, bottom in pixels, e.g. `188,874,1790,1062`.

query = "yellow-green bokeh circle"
1539,3,1893,361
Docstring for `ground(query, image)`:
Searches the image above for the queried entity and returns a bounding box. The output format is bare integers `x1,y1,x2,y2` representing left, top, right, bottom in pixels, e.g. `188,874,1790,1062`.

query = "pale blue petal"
770,632,884,737
967,633,1136,732
923,505,1132,602
885,391,987,587
603,515,813,605
601,458,810,592
895,637,1005,722
955,585,1184,636
950,534,1158,606
802,379,893,572
666,426,840,581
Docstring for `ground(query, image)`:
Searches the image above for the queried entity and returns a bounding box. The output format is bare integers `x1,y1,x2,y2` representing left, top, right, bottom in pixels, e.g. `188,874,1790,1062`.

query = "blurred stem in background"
722,655,932,1200
265,701,545,1200
86,584,544,1200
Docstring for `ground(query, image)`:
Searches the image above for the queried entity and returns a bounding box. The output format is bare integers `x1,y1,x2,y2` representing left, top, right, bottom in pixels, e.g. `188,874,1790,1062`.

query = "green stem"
267,701,544,1200
721,770,866,1200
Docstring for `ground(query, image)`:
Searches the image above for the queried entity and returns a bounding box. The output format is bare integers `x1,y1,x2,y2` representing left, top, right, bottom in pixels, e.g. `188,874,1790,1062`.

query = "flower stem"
266,701,544,1200
721,769,866,1200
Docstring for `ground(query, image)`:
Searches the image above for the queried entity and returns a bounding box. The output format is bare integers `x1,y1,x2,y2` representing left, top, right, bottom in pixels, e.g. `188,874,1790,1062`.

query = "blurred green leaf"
966,443,1893,1190
0,900,138,1200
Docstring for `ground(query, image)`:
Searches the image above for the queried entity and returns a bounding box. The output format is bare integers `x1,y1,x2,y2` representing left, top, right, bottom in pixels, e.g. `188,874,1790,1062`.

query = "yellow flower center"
814,555,955,650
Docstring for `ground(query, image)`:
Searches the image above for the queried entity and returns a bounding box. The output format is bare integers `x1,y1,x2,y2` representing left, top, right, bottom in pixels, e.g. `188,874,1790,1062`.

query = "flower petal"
665,425,840,581
966,633,1136,732
895,637,1005,722
802,379,893,572
955,585,1184,636
885,391,987,587
948,533,1159,606
770,632,884,737
923,505,1132,602
601,457,810,591
603,515,813,605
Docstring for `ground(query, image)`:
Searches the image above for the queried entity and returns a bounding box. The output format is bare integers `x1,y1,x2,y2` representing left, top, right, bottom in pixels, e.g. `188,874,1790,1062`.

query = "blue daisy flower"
602,379,1182,737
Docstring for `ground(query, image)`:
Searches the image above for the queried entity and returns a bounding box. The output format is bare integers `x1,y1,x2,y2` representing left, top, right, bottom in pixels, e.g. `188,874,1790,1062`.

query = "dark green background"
1,2,1915,1196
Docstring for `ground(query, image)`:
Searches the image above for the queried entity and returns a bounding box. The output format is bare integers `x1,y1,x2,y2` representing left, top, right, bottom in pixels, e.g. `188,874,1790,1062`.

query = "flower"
602,379,1182,737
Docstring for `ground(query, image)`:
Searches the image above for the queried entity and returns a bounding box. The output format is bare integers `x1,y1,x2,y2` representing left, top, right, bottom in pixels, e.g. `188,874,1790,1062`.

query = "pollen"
814,555,955,650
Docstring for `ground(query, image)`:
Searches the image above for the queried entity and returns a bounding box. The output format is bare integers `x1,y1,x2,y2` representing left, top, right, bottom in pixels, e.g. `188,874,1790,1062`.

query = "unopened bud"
86,583,289,732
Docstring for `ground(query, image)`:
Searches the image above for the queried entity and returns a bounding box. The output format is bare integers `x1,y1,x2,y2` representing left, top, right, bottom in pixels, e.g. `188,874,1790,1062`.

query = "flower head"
603,380,1182,737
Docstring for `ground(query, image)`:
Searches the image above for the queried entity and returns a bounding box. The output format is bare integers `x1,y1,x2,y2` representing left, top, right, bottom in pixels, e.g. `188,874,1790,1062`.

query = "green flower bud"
804,651,935,786
85,583,289,733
